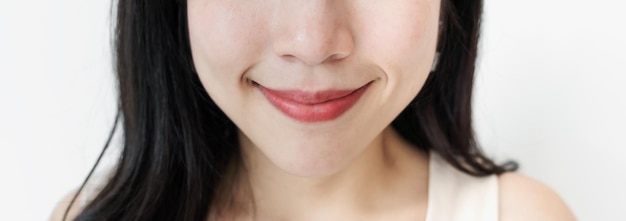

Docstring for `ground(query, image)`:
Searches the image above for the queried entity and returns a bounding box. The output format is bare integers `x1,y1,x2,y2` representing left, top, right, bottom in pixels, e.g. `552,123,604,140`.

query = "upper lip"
254,82,372,104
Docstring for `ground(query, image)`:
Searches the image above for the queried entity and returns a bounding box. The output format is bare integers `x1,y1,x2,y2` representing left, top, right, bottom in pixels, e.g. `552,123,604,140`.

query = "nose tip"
272,5,354,65
274,29,354,65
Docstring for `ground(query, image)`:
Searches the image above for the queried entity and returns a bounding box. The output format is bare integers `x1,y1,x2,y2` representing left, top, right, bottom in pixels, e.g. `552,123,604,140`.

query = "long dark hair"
66,0,516,220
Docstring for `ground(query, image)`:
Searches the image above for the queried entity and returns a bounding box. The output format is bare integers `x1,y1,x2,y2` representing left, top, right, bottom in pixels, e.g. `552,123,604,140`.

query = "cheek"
363,1,439,71
187,1,275,126
356,1,440,105
187,1,270,96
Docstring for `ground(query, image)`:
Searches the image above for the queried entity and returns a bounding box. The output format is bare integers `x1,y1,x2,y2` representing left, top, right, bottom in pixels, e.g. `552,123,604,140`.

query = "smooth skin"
52,0,576,220
51,150,576,220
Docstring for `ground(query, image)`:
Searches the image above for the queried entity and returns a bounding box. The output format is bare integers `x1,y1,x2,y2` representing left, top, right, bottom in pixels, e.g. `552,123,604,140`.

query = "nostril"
274,37,353,65
280,54,298,63
327,53,349,63
272,16,354,66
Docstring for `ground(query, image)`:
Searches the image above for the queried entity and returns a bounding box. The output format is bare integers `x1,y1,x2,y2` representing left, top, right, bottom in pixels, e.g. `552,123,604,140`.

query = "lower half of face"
188,0,440,177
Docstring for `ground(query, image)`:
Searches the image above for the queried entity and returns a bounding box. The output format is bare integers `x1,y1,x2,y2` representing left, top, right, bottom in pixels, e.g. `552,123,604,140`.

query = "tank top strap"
425,151,499,221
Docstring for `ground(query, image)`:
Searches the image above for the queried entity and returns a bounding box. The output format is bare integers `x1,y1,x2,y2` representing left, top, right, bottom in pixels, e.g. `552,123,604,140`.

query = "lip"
256,82,372,122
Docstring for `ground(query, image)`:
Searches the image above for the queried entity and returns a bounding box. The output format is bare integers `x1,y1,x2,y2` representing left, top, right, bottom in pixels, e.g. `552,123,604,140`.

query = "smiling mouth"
255,81,372,123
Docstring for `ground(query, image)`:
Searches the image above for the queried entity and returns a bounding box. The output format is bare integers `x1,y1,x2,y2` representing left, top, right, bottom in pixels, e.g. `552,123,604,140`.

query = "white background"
1,0,624,220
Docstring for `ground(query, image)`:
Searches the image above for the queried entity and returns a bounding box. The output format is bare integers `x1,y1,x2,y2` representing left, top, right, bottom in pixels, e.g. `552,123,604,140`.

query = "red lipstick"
256,82,371,122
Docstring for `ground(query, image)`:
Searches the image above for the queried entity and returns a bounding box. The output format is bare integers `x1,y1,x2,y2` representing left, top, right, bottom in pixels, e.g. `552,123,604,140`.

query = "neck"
224,127,429,220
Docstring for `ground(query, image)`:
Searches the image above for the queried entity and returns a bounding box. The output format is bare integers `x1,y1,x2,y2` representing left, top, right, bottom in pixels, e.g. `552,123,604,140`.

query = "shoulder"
49,189,84,221
50,168,114,220
498,172,576,221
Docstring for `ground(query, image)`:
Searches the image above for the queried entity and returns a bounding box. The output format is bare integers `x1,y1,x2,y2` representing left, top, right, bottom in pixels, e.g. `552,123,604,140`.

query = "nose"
272,1,354,66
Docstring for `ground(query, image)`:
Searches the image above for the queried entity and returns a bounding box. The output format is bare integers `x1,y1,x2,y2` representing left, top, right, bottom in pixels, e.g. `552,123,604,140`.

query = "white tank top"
426,151,500,221
80,151,500,220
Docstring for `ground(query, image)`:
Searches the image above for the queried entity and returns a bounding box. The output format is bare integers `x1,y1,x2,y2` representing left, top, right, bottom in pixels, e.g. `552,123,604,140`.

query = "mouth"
255,81,373,123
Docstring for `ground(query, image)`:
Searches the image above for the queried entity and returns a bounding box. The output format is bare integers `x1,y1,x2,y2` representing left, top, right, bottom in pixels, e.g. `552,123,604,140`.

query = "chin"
278,158,349,178
266,142,358,178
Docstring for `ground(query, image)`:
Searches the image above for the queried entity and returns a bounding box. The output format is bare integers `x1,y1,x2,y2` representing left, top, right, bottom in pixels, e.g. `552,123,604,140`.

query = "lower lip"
257,83,371,123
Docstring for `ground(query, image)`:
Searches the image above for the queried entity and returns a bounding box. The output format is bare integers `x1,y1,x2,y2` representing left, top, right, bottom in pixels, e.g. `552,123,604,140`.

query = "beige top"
80,151,499,220
426,152,499,221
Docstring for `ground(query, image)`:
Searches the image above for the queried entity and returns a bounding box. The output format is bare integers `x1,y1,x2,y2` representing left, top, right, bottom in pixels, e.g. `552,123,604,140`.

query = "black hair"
65,0,516,220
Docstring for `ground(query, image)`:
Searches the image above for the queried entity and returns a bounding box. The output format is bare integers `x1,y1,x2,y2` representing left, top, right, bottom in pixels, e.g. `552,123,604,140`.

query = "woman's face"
188,0,440,176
